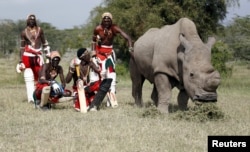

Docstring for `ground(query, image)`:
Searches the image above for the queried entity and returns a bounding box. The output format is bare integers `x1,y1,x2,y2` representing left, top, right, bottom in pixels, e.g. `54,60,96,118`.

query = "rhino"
129,17,221,113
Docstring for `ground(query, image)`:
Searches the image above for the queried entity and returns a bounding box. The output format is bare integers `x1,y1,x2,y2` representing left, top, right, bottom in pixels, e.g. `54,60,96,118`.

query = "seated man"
34,51,66,109
66,48,112,111
65,48,102,111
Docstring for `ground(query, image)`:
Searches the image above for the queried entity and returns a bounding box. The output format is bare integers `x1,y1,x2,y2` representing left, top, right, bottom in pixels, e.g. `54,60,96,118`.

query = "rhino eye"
190,72,194,77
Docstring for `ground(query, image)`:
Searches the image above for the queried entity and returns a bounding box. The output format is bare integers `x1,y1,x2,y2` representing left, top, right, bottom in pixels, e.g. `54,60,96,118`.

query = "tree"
224,16,250,60
0,0,240,62
85,0,238,61
211,41,233,78
0,19,19,56
0,19,84,57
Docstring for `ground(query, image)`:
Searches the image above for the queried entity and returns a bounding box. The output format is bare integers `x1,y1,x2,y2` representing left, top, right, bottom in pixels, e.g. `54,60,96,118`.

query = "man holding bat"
65,48,101,112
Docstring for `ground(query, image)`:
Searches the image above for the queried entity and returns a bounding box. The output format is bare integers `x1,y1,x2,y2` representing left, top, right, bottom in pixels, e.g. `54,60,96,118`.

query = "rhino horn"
206,70,221,91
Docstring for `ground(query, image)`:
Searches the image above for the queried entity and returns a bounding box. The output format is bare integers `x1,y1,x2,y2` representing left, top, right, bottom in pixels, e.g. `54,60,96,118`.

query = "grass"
0,54,249,152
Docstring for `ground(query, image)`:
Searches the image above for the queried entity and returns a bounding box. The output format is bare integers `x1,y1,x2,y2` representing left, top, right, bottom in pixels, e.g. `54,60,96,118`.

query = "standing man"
91,12,133,108
17,14,50,103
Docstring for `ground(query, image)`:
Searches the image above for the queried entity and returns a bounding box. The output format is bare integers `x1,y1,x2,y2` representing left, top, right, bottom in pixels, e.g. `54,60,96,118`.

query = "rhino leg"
129,58,145,107
133,76,145,107
151,85,158,106
177,89,189,110
154,73,172,114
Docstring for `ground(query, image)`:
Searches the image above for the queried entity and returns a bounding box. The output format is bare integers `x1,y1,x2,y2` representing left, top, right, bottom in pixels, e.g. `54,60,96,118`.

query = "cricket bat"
75,65,87,113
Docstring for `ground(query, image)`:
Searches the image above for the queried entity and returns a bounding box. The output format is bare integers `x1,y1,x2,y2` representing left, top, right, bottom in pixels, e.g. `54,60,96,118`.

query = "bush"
115,61,129,77
211,41,233,78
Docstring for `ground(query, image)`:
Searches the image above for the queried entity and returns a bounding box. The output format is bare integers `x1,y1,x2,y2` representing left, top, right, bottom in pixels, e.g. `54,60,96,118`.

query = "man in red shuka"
17,14,50,103
91,12,133,108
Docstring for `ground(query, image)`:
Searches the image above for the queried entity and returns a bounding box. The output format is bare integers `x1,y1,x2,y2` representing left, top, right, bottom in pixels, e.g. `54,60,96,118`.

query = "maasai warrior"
65,48,101,112
34,51,66,110
17,14,50,103
91,12,133,108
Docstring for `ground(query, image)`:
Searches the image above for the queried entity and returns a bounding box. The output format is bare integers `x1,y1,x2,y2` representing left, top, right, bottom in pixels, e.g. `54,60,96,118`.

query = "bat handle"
75,65,80,78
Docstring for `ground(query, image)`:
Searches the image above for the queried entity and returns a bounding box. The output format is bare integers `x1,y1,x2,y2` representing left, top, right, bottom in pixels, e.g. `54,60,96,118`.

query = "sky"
0,0,104,30
223,0,250,25
0,0,249,30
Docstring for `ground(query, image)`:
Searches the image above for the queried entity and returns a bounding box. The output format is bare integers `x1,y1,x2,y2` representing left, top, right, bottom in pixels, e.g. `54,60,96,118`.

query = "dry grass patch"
0,55,249,152
171,102,227,122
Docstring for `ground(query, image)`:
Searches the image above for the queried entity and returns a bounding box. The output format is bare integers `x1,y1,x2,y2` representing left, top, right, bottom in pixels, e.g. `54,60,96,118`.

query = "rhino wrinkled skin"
129,18,221,114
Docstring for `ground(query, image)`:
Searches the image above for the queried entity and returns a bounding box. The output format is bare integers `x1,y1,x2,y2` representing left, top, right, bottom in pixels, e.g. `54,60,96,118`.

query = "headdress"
50,51,61,61
26,14,37,26
102,12,112,20
27,14,36,20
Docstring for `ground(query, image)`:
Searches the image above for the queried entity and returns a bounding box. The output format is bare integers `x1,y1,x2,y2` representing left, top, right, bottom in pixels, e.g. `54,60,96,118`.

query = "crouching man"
34,51,67,110
65,48,112,112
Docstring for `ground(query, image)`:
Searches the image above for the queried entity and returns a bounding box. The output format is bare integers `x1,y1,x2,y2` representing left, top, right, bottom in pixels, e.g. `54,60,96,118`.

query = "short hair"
77,48,87,59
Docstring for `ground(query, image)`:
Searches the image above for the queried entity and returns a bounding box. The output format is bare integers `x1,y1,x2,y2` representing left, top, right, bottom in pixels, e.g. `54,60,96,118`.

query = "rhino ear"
179,33,192,53
206,37,216,49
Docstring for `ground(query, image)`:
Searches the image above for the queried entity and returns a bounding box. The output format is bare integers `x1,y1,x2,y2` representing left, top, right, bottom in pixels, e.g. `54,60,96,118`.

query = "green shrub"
211,41,233,78
115,61,129,77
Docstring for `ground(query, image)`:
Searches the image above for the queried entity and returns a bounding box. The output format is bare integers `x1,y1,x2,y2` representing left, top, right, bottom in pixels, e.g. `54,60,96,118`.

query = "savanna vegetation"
0,0,249,151
0,52,250,152
0,50,249,152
